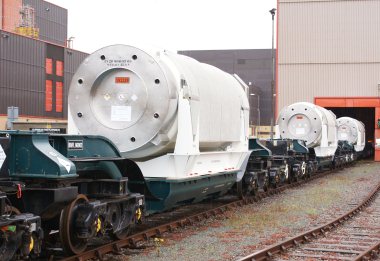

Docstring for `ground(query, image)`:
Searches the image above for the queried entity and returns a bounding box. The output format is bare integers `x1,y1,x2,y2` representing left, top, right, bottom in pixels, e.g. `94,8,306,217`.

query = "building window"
56,60,64,76
46,58,53,74
56,81,63,112
45,80,53,112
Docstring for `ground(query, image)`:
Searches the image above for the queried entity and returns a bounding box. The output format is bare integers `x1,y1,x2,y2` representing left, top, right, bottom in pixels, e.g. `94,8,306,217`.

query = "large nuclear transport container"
67,44,250,213
337,117,365,152
68,44,249,160
276,102,338,158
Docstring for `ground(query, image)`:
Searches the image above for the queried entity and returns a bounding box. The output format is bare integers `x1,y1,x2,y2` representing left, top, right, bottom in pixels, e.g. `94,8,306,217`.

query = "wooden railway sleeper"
112,243,121,254
95,250,103,261
60,168,353,261
128,238,137,247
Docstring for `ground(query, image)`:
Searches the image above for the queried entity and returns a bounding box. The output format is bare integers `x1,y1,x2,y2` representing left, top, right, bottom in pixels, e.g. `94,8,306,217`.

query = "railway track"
238,180,380,261
50,168,338,261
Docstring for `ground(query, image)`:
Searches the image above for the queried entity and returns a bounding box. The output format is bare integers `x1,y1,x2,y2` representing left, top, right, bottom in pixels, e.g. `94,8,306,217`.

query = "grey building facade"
0,29,87,119
179,49,275,126
0,0,87,127
23,0,68,46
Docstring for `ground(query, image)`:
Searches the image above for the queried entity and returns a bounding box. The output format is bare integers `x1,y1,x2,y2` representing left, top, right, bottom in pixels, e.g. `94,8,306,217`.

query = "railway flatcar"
68,44,251,214
0,132,144,255
0,44,252,256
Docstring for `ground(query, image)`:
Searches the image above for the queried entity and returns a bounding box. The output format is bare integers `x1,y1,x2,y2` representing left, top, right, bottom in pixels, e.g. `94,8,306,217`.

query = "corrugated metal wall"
23,0,67,46
0,1,86,120
0,30,45,116
0,30,87,118
64,49,88,118
278,0,380,109
179,49,274,125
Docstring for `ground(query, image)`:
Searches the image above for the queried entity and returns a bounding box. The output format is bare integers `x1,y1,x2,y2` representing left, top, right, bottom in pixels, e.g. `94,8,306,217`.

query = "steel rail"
354,241,380,261
56,168,337,261
237,182,380,261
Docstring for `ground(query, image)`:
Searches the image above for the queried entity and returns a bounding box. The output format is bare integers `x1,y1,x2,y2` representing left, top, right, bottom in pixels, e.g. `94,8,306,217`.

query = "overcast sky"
47,0,277,54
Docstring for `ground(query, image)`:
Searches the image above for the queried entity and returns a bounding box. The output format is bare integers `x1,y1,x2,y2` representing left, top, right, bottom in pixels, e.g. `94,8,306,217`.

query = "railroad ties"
58,168,338,261
237,182,380,261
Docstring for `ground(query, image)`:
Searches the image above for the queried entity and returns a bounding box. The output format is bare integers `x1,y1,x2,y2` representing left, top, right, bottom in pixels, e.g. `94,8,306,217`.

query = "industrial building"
0,0,87,130
179,49,274,137
277,0,380,160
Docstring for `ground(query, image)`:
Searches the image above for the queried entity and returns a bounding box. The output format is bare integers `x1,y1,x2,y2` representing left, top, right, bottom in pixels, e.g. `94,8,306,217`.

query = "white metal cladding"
278,64,380,106
278,0,380,109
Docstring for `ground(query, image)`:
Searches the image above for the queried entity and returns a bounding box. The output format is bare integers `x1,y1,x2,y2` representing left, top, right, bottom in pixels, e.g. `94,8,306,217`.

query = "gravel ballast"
109,161,380,261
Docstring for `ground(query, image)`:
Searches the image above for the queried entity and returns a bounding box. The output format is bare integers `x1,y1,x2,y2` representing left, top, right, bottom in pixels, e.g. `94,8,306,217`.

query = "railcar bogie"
0,132,145,255
238,138,313,197
0,189,43,261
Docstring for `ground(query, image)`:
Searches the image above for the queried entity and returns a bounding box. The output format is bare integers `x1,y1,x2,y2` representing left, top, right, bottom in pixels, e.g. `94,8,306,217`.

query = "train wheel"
237,173,258,199
258,172,269,192
291,164,302,183
246,180,259,197
301,162,306,177
114,224,133,240
237,181,257,199
262,180,269,192
272,175,280,188
304,169,310,179
292,174,299,183
59,194,89,255
282,164,289,183
269,169,280,188
110,204,134,240
307,163,314,178
4,205,21,215
236,180,245,199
